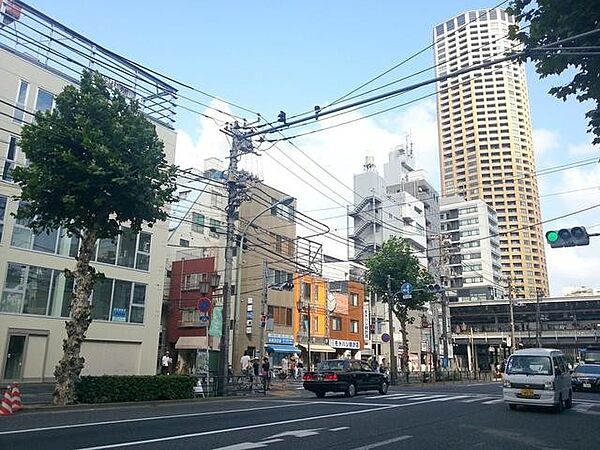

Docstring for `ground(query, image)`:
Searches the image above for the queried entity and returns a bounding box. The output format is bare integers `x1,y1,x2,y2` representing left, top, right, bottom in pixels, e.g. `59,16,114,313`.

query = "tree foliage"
13,70,178,404
14,70,178,237
365,237,434,372
508,0,600,144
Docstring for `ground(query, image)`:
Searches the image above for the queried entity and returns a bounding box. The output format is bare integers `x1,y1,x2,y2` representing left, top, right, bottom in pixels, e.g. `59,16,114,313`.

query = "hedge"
75,375,197,404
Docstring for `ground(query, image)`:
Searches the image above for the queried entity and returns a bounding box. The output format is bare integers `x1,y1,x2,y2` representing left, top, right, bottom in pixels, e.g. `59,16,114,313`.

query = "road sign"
400,282,413,296
381,333,391,343
197,297,212,313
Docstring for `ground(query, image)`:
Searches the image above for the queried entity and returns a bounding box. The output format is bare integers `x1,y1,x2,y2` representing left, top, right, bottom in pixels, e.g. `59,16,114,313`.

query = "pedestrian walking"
240,351,251,376
261,356,271,390
281,355,289,379
161,351,172,375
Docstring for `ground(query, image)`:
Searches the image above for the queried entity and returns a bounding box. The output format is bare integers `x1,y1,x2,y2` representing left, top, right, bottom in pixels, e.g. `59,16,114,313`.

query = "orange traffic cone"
10,385,22,412
0,385,12,416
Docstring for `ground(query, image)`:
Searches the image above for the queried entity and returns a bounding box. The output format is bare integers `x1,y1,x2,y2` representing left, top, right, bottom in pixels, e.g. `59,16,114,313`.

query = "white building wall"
0,46,175,381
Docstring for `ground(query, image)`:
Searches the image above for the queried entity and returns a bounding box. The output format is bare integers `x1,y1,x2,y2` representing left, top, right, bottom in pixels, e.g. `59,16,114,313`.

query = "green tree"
508,0,600,144
365,237,434,374
13,70,178,405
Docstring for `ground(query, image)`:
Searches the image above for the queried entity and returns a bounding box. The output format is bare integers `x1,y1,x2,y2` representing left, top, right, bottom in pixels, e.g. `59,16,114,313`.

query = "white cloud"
174,100,232,170
546,244,600,295
532,128,560,158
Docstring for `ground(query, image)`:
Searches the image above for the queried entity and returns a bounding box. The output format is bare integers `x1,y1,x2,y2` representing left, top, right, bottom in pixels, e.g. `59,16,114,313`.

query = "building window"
350,293,359,307
350,320,359,333
191,212,204,233
271,198,295,222
13,80,29,123
10,206,151,270
90,277,146,323
2,136,18,182
34,88,54,112
268,305,293,327
331,317,342,331
209,218,222,238
179,239,189,247
301,282,311,301
0,195,6,242
1,262,74,317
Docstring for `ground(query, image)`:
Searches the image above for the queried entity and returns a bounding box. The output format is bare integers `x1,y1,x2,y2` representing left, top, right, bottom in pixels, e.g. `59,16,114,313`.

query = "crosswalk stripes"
434,395,471,402
460,396,494,403
481,398,504,404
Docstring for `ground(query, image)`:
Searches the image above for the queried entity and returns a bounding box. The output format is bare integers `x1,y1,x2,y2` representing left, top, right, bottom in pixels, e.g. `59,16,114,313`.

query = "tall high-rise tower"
433,9,549,298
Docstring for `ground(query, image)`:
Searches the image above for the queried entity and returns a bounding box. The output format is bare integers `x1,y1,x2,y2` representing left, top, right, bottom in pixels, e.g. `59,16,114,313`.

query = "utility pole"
216,123,253,396
440,236,451,370
260,260,268,357
507,277,516,354
536,288,543,348
387,275,398,385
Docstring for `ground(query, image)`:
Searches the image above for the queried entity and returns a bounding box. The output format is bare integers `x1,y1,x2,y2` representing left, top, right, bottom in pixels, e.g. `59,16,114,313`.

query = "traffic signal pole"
387,275,398,385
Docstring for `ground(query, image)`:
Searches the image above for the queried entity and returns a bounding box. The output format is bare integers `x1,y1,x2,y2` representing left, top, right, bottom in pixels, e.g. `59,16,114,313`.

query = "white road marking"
434,395,471,402
75,405,399,450
406,394,449,401
0,402,305,436
329,426,350,432
573,403,594,412
266,428,321,439
212,442,270,450
481,398,505,405
461,396,493,403
349,435,413,449
371,393,427,400
75,396,457,450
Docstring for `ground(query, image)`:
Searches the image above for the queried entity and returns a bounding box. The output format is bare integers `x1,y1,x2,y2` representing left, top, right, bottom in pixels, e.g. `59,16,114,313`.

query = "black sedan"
303,359,389,398
572,364,600,392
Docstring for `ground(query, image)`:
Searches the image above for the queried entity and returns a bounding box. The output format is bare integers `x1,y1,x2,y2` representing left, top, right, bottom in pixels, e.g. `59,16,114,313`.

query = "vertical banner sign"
363,301,370,342
209,306,223,337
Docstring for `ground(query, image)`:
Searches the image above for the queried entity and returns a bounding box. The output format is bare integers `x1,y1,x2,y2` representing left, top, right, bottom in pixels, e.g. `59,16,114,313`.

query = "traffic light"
427,284,443,294
545,226,590,248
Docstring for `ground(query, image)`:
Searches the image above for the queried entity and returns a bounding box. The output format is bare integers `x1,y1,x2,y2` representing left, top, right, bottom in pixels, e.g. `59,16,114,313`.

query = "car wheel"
315,391,326,398
553,395,564,414
345,383,356,398
378,381,389,395
565,391,573,409
508,404,517,410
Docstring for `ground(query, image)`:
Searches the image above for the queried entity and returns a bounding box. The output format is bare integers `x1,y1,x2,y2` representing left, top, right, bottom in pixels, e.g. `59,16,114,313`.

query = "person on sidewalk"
280,356,289,379
261,356,271,390
161,351,172,375
240,351,251,376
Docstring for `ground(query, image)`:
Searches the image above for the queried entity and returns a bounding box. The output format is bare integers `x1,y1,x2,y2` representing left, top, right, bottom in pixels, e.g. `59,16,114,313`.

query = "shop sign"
330,339,360,350
267,333,294,345
363,302,370,341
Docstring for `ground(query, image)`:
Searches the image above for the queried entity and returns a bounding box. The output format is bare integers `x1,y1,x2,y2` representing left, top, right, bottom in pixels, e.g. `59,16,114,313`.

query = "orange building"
327,280,365,359
293,274,335,369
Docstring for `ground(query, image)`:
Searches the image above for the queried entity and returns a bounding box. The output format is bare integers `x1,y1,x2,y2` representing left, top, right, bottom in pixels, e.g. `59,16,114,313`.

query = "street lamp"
232,196,294,364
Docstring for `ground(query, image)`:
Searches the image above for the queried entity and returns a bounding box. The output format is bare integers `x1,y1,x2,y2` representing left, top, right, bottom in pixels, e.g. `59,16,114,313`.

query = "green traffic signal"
546,230,559,243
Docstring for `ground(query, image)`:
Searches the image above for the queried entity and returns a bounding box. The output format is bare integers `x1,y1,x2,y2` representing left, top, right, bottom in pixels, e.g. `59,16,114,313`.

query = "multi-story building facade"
440,196,503,302
433,9,549,297
294,274,334,370
0,4,176,382
327,280,366,360
233,183,298,372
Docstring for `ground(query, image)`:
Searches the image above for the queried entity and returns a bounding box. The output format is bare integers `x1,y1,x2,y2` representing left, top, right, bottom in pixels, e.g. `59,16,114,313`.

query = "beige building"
232,183,298,372
0,5,176,382
433,9,549,298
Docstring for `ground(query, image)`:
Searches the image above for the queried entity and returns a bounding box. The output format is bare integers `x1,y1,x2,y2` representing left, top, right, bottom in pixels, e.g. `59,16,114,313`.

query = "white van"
503,348,572,412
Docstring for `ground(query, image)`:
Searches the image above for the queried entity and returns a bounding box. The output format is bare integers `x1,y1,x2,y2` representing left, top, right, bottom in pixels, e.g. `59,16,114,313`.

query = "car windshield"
506,356,552,375
574,365,600,374
317,360,346,371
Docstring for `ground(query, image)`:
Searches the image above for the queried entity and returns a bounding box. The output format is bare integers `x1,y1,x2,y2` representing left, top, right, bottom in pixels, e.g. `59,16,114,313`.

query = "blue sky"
27,0,600,295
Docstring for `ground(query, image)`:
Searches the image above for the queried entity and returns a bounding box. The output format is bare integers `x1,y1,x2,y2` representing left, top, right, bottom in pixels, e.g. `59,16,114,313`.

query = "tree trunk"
53,230,97,405
399,317,409,374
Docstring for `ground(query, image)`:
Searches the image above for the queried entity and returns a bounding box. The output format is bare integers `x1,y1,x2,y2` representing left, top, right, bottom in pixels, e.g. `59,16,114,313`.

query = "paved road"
1,382,599,449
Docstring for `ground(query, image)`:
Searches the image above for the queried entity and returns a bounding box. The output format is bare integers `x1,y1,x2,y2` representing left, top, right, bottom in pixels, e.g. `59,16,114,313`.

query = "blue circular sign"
197,297,212,313
381,333,391,343
400,282,413,296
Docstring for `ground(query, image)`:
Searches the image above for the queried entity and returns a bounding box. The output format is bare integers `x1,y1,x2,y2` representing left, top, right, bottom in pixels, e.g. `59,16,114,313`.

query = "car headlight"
503,379,511,388
544,381,555,390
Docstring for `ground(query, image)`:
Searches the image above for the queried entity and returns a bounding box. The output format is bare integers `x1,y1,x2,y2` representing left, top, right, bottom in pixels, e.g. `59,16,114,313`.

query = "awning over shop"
299,343,336,353
266,344,301,354
175,336,208,349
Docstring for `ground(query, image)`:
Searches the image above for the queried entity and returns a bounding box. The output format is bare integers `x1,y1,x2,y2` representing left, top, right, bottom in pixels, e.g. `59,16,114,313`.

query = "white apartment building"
433,9,549,297
440,196,503,302
0,4,177,382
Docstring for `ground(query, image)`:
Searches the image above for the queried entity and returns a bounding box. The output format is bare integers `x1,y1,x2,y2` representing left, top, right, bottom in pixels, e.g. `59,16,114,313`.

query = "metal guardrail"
392,370,495,385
